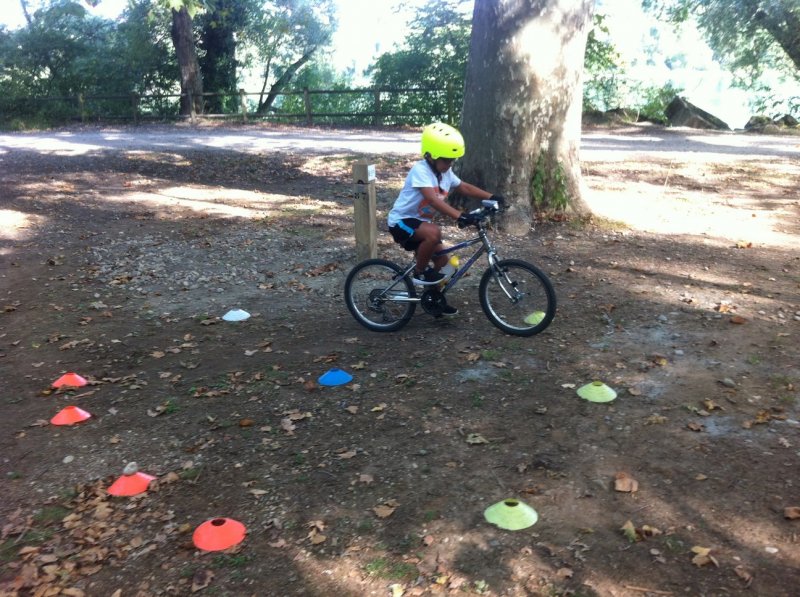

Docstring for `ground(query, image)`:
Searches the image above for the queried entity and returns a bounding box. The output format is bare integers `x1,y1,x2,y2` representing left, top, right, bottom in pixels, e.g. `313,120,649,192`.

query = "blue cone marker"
318,368,353,386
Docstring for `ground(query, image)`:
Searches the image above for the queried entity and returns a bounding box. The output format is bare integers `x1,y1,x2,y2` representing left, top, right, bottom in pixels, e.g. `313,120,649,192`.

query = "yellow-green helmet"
421,122,465,159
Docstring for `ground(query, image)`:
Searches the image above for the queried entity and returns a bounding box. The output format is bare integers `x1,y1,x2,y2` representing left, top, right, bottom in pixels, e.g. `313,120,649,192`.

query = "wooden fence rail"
0,85,459,126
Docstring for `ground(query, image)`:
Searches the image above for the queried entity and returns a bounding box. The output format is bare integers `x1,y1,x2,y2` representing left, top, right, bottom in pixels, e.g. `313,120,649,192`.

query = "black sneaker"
441,304,459,316
412,268,445,285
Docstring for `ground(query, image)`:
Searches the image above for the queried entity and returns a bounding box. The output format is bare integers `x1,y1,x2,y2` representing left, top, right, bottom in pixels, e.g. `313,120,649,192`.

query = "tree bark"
19,0,33,26
256,47,317,114
458,0,593,233
171,6,204,116
753,2,800,71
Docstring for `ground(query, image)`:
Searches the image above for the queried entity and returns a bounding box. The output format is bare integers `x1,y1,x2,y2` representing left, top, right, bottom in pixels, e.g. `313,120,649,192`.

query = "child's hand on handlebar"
457,212,480,228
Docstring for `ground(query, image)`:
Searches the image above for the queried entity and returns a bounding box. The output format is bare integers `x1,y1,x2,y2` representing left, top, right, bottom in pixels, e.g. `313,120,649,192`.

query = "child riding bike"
387,122,504,315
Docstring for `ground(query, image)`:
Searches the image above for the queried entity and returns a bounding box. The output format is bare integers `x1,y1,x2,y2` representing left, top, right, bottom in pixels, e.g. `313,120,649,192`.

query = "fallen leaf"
466,433,489,445
784,507,800,520
614,472,639,493
358,473,374,484
734,565,754,586
337,450,357,459
269,538,287,548
620,520,640,543
644,414,667,425
249,489,268,497
191,569,214,592
373,501,398,518
345,405,359,414
641,525,662,537
691,545,719,567
238,418,254,427
730,315,748,324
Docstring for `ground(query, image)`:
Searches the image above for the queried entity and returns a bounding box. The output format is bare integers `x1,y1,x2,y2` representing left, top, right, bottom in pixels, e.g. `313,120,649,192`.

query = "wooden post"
352,161,377,261
239,89,248,123
131,93,139,125
187,91,196,124
303,87,312,125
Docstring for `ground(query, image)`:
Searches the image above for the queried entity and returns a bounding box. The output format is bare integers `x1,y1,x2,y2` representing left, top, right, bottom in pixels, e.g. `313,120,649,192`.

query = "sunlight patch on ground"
125,150,192,165
0,209,41,243
116,185,344,219
584,181,799,249
0,134,103,155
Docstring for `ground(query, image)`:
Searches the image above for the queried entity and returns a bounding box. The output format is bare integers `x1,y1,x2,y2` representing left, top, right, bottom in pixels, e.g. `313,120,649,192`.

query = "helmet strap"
424,155,442,183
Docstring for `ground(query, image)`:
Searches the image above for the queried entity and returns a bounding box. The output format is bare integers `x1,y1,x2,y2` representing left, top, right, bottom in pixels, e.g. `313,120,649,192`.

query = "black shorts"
389,218,423,252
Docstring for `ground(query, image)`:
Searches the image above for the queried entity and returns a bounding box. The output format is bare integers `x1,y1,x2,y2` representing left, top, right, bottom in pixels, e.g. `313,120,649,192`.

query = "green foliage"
367,0,472,125
197,0,249,112
531,154,568,211
276,61,368,124
238,0,336,113
583,14,626,111
0,0,178,125
631,81,684,123
642,0,799,114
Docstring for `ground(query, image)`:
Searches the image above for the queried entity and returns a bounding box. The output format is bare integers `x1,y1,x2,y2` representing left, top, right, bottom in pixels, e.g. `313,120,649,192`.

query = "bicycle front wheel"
344,259,416,332
479,259,556,337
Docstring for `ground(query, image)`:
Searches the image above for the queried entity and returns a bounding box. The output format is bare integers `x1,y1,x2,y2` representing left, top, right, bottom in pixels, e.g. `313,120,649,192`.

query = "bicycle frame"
391,224,500,300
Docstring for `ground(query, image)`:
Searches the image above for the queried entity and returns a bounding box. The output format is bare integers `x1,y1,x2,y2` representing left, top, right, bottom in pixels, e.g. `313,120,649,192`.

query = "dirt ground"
1,123,799,597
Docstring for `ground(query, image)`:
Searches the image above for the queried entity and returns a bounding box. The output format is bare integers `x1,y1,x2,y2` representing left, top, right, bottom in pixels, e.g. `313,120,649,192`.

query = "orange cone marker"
107,462,156,497
50,406,91,426
52,372,88,389
193,518,247,551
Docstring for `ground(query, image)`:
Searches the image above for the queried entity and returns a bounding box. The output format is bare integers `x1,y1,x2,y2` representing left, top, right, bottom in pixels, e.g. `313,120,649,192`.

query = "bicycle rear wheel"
479,259,556,337
344,259,416,332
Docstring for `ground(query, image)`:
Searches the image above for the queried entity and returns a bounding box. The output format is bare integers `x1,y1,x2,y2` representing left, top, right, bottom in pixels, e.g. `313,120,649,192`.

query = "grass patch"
589,215,631,232
363,557,417,580
179,468,201,481
33,506,70,525
1,540,18,565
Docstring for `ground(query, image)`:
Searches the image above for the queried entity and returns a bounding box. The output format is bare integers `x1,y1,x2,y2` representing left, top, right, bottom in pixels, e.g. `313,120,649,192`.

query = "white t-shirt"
387,160,462,227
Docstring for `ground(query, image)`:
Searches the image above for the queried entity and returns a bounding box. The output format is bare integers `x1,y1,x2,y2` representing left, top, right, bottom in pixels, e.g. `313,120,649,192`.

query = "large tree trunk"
458,0,593,233
200,0,243,114
171,7,204,117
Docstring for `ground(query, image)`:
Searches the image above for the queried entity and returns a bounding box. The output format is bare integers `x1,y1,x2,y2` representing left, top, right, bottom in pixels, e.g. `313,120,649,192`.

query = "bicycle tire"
479,259,556,337
344,259,416,332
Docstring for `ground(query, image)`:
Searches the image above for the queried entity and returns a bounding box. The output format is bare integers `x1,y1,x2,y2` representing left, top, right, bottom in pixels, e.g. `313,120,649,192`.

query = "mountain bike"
344,199,556,336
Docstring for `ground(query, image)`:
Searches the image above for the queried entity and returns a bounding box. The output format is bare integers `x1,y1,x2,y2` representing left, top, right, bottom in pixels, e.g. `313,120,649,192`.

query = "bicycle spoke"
344,260,416,332
479,259,556,336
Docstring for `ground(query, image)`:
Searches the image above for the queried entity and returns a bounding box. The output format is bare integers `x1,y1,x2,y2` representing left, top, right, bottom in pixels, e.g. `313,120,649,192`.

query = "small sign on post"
352,161,377,261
